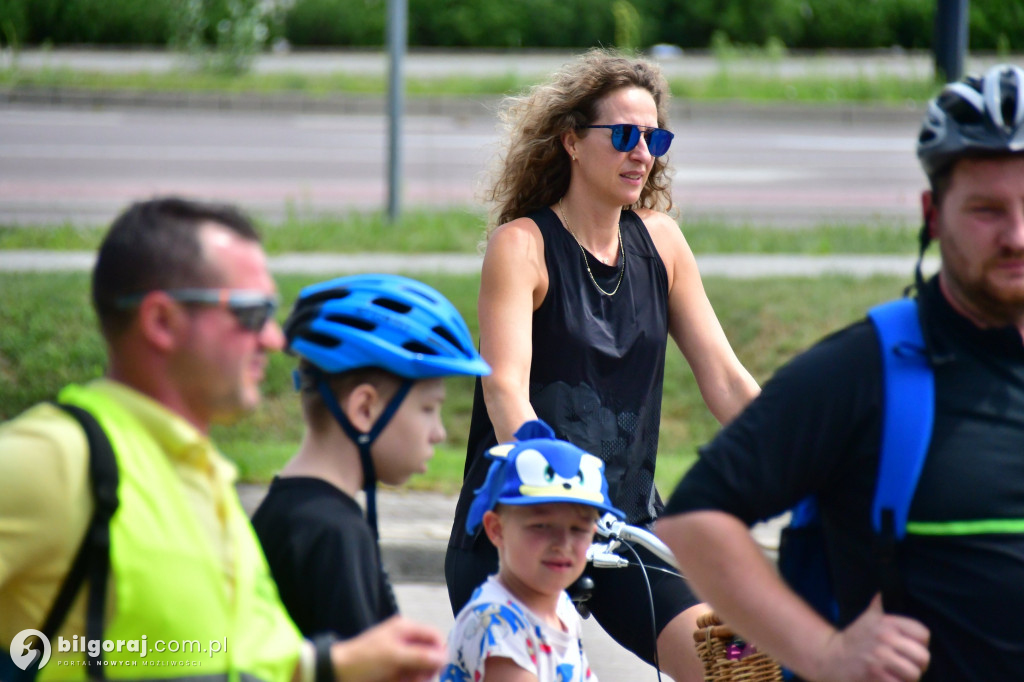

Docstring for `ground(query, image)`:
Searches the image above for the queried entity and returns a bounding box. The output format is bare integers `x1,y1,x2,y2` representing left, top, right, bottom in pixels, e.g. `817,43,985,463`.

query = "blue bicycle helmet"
284,273,490,379
283,273,489,542
917,63,1024,178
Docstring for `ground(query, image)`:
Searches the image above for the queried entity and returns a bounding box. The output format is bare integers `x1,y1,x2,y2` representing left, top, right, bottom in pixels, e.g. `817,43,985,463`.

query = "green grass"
0,62,941,106
0,212,919,255
0,270,913,495
671,72,938,106
678,218,918,255
0,65,533,99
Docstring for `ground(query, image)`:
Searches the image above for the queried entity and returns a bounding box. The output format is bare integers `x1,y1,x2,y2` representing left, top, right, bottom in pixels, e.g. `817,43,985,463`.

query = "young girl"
443,420,623,682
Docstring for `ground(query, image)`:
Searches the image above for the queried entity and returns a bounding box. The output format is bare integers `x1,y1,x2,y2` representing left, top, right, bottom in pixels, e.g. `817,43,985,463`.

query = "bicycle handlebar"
587,513,680,570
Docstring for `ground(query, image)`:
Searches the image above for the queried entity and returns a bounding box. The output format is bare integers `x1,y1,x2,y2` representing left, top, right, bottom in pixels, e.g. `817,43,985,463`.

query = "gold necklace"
558,199,625,297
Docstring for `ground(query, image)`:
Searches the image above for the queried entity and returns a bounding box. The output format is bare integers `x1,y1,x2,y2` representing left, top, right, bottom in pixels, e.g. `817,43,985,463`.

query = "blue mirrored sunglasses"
115,288,279,332
585,124,674,157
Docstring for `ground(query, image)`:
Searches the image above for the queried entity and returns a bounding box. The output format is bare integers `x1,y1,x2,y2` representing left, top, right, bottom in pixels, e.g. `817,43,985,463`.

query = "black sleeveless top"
449,206,670,550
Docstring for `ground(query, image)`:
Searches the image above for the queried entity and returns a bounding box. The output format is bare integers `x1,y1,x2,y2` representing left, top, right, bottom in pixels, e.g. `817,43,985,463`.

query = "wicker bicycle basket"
693,612,783,682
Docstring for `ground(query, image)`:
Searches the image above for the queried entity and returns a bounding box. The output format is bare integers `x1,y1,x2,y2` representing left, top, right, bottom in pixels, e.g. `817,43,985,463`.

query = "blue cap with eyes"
465,419,624,534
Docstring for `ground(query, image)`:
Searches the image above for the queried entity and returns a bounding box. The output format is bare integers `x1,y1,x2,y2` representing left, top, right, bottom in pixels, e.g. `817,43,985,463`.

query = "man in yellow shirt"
0,197,446,682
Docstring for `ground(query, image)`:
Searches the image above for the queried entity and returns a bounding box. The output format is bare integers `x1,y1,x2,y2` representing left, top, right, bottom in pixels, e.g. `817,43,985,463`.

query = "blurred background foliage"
0,0,1020,53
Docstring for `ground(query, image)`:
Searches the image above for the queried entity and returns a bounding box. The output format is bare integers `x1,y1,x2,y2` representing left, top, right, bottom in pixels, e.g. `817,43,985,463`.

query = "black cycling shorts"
444,538,700,666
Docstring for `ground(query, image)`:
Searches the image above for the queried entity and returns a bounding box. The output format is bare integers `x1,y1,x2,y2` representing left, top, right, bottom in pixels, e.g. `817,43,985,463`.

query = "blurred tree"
613,0,641,51
170,0,281,73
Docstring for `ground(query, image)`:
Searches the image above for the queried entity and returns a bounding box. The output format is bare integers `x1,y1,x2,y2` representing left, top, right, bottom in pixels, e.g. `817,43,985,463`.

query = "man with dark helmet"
656,64,1024,681
252,274,490,643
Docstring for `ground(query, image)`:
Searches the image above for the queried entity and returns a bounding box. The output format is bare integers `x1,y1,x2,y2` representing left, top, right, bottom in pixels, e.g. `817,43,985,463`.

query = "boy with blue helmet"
252,273,490,644
442,420,623,682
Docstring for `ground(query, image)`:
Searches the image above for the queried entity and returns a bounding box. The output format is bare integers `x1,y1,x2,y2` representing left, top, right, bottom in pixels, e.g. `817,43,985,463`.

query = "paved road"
0,104,925,227
7,47,1024,228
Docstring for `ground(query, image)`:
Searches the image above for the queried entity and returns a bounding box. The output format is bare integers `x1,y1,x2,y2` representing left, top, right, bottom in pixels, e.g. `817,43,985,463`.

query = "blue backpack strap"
776,299,932,648
867,298,934,541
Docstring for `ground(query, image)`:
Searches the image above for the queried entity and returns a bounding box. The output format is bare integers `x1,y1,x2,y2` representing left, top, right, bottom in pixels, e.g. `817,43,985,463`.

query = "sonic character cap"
465,419,624,534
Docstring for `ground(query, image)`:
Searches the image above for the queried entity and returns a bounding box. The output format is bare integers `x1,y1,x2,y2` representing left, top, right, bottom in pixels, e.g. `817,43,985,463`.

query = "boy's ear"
341,382,381,432
482,510,504,548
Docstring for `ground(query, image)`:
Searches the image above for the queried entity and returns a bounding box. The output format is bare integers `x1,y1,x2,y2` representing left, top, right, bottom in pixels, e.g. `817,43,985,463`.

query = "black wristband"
313,634,337,682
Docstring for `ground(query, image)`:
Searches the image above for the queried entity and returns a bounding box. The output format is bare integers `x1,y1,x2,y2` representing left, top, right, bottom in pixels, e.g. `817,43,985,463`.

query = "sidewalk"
0,250,940,278
236,483,789,585
238,482,787,677
236,484,461,584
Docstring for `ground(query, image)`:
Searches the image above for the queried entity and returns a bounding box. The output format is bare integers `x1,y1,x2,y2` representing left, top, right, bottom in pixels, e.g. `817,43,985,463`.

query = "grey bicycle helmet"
917,63,1024,178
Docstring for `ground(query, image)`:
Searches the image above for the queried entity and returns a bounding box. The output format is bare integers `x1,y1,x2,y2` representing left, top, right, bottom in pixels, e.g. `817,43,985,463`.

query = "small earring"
572,155,577,162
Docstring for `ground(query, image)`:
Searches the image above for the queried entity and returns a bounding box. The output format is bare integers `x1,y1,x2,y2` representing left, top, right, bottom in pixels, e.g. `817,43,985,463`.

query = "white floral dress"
441,576,597,682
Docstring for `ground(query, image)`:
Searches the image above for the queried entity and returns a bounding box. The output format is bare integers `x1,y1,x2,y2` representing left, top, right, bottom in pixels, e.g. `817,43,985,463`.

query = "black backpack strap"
32,402,120,681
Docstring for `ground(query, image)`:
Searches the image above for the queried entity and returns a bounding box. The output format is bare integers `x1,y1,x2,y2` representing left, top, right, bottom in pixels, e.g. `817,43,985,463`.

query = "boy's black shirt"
252,476,398,639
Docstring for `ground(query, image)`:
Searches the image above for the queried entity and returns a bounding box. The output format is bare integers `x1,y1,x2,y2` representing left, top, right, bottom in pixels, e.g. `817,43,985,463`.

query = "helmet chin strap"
911,219,932,296
315,376,414,540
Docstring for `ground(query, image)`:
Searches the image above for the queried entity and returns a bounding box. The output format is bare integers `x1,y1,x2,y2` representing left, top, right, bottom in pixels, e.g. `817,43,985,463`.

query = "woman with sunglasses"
445,48,760,681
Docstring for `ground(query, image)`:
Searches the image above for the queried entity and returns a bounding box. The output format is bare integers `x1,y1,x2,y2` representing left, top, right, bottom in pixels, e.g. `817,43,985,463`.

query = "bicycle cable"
620,539,663,682
605,561,681,579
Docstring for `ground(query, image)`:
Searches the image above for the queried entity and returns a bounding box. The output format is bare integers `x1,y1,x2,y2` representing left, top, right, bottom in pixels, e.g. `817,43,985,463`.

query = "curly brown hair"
483,48,674,234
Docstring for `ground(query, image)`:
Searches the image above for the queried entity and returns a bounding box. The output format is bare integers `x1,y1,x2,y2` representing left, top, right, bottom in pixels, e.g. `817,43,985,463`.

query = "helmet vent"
303,287,352,306
326,313,376,332
372,297,413,314
939,90,984,125
1001,93,1018,129
306,331,341,348
433,325,468,355
285,308,318,329
403,341,439,356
